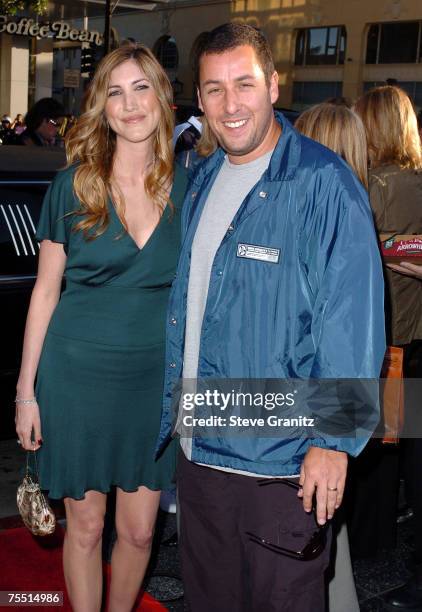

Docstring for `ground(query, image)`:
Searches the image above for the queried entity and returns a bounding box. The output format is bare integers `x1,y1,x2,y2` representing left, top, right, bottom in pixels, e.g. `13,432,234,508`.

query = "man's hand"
297,446,347,525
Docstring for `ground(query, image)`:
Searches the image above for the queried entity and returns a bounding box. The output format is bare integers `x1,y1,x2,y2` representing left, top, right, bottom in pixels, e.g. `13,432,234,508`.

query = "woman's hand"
387,261,422,279
15,401,43,451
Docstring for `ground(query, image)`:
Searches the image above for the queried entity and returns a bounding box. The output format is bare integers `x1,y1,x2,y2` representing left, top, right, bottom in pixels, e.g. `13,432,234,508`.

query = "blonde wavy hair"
295,102,369,189
354,86,422,170
195,116,218,157
66,43,174,238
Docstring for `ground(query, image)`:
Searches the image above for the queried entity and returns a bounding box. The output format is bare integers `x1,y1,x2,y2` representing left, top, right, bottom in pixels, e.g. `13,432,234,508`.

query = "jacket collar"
192,110,301,185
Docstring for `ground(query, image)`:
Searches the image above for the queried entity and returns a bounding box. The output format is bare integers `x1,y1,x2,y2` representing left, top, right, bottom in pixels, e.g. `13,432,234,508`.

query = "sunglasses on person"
48,118,62,128
245,478,329,561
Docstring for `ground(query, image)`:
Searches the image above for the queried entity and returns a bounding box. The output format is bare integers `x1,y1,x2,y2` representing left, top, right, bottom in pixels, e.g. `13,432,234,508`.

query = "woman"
355,85,422,609
295,101,368,612
11,113,25,135
15,44,187,612
295,102,368,187
355,86,422,347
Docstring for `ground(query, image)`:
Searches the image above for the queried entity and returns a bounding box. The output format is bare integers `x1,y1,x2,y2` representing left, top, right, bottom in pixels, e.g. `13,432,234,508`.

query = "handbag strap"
26,450,40,481
25,450,51,512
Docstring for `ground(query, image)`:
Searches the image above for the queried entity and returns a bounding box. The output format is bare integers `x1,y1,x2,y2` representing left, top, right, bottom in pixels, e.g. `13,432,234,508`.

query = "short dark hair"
25,97,65,132
194,23,275,86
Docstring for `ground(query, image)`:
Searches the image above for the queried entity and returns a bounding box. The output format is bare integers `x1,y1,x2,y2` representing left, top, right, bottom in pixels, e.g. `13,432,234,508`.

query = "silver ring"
17,439,21,445
327,486,338,492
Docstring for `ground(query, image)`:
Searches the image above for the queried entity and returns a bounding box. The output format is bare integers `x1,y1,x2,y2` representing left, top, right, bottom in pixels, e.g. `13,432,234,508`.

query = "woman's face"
104,59,161,147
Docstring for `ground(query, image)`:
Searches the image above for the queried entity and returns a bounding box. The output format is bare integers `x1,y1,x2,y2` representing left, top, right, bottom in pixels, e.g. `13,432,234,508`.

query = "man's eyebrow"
108,78,149,89
202,74,257,87
235,74,257,81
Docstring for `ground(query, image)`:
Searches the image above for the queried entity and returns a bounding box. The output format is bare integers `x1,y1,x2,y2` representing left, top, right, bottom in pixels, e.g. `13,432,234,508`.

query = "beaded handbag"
16,451,56,536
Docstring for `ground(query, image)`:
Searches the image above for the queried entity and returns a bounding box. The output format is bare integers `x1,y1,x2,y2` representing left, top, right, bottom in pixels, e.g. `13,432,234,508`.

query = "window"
366,22,422,64
153,36,179,71
364,81,422,108
295,27,346,66
292,81,343,109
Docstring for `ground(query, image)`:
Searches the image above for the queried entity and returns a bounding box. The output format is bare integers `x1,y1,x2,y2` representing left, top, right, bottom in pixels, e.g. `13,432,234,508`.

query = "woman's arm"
15,240,67,450
387,261,422,279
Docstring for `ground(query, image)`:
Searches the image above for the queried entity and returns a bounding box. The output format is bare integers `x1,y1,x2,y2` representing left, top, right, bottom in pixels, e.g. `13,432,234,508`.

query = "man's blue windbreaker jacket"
157,112,386,477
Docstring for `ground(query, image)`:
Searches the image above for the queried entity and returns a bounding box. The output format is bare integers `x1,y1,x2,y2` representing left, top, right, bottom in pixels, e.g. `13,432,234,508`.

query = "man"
157,23,385,611
18,98,64,146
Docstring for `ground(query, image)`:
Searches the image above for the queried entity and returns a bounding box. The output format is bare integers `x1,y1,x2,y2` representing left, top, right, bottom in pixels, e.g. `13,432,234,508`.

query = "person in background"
11,113,25,135
295,101,370,612
173,114,202,154
324,96,353,108
19,98,65,146
15,44,186,612
295,102,367,187
355,85,422,610
0,115,14,144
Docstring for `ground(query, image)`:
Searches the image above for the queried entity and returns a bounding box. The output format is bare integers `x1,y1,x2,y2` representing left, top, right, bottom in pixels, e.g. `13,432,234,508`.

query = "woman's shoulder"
369,164,422,211
370,164,422,183
52,163,78,187
48,163,82,202
44,164,82,216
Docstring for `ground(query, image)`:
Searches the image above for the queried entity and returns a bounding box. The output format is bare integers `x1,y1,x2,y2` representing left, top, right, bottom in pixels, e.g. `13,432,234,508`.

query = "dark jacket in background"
370,165,422,345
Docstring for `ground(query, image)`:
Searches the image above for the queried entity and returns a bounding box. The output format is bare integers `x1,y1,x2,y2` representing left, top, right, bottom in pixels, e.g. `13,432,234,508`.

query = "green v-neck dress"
35,164,188,500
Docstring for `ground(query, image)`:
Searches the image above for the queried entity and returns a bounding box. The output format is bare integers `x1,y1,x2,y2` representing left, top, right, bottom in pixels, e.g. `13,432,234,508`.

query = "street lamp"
103,0,112,56
97,0,170,57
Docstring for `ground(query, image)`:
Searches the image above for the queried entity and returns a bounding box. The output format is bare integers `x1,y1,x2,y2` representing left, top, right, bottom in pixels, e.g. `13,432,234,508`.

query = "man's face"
198,45,279,163
37,117,61,143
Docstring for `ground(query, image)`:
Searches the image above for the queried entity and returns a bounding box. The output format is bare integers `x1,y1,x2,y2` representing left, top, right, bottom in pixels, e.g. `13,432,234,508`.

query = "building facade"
1,0,422,117
0,11,107,117
100,0,422,111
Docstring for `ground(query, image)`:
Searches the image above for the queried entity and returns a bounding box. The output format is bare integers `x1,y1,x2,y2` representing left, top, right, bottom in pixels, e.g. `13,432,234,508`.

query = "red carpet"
0,526,166,611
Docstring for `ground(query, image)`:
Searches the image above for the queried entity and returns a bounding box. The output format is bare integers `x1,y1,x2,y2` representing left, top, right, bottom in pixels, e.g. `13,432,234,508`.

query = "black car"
0,146,66,440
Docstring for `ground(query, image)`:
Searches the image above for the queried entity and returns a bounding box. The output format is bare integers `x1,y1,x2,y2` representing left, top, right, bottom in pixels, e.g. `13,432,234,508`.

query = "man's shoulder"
189,148,224,185
297,132,349,176
287,132,369,221
271,119,356,190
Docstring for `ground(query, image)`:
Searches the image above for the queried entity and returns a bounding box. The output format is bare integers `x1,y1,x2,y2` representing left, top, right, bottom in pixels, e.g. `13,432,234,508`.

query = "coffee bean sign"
0,15,103,46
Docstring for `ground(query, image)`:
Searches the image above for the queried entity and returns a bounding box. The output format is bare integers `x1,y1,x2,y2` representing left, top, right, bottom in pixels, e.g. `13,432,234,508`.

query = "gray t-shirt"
179,149,300,477
183,150,273,380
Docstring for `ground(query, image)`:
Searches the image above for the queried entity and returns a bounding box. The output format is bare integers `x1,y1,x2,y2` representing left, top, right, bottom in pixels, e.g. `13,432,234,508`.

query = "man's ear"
197,87,204,112
269,70,279,105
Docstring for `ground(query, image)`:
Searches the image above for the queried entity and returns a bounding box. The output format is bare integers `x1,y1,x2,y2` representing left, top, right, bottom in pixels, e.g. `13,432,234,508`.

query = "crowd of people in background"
0,98,77,146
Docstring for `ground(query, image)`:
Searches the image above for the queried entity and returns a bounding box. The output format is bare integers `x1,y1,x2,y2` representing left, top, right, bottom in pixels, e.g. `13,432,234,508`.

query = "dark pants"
347,440,399,557
178,453,331,612
347,340,422,561
402,341,422,571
